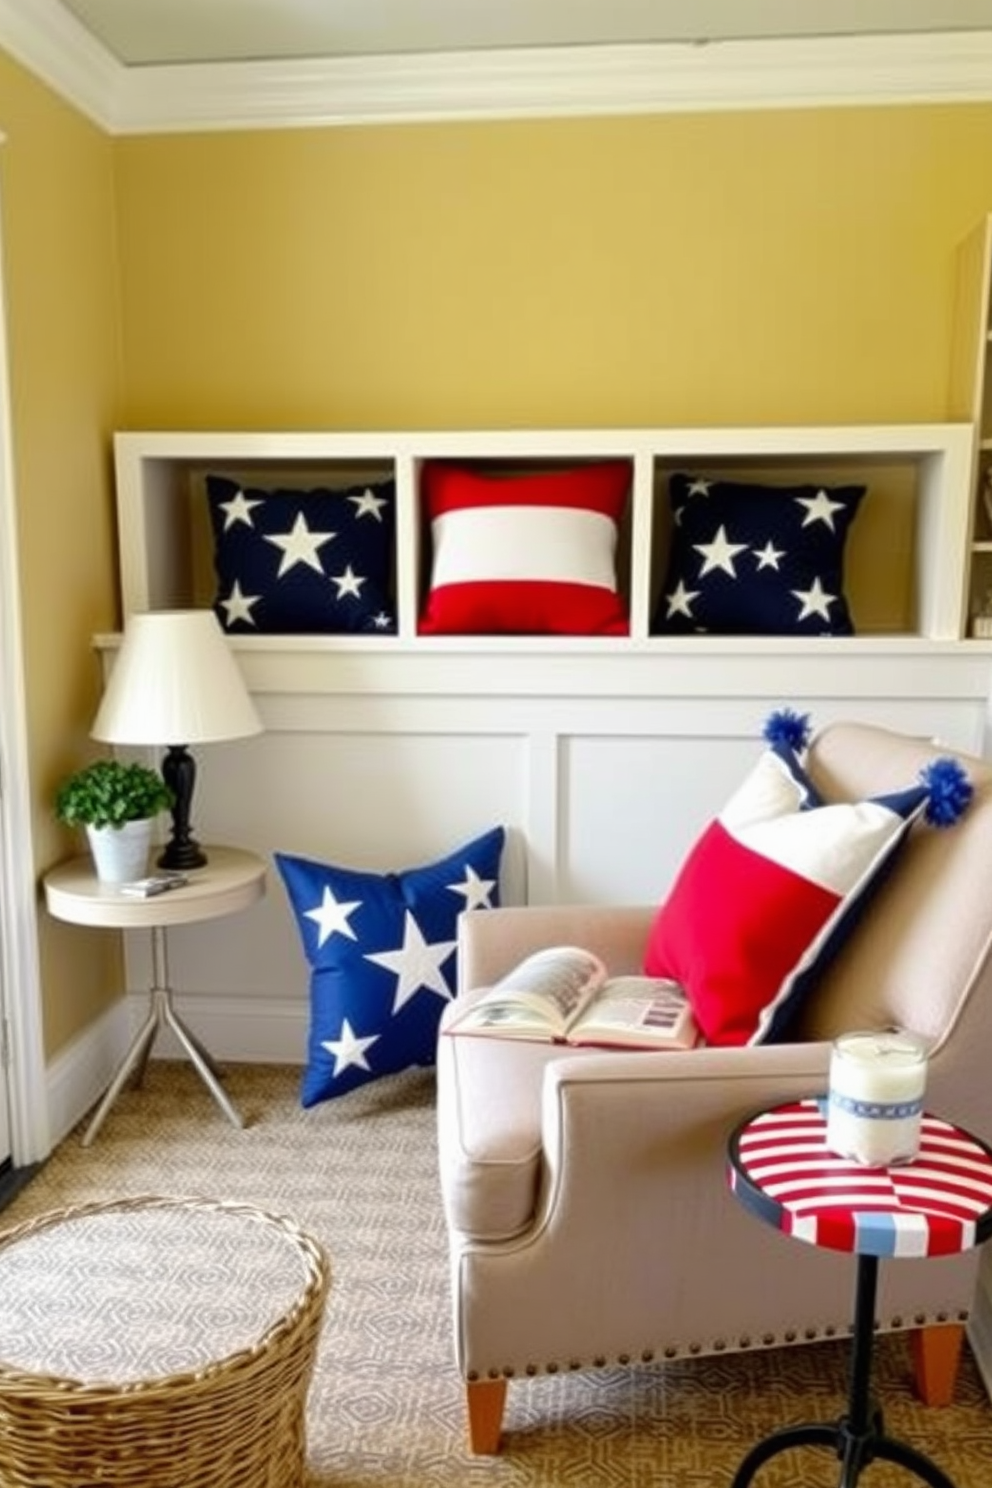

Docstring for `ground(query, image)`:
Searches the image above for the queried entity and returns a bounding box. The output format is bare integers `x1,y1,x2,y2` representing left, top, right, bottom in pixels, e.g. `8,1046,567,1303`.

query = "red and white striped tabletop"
728,1099,992,1259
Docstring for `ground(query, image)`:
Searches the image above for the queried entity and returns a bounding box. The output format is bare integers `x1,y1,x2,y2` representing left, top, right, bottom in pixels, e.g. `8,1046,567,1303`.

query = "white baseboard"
968,1249,992,1403
126,988,310,1066
45,999,133,1148
45,992,307,1148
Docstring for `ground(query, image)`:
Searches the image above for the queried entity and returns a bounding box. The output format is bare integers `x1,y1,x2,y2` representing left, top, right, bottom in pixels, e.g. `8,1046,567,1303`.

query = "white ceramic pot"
86,818,153,884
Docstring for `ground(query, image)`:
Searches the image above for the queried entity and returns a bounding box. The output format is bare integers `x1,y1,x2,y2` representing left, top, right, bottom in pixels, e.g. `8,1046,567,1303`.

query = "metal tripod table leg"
82,924,243,1146
82,1006,159,1147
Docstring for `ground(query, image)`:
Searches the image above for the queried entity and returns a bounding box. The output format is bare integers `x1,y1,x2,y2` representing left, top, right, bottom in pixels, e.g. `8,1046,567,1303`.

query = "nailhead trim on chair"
464,1308,969,1383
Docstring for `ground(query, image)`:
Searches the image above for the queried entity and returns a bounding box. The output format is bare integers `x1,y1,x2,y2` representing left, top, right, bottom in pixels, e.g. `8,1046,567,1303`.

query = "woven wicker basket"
0,1195,330,1488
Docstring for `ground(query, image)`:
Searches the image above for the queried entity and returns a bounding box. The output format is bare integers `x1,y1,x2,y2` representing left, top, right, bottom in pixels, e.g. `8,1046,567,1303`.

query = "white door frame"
0,146,52,1166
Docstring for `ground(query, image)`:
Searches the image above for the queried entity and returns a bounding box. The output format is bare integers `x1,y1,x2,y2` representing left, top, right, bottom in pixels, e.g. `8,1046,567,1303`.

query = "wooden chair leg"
466,1378,507,1454
910,1323,965,1406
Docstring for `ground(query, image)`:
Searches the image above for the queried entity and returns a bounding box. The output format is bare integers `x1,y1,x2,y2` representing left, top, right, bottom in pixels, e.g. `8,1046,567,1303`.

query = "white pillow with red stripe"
418,461,631,635
643,713,972,1047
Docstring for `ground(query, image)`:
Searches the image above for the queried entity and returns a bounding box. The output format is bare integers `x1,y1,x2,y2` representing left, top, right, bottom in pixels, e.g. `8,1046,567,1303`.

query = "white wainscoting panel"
109,647,992,1071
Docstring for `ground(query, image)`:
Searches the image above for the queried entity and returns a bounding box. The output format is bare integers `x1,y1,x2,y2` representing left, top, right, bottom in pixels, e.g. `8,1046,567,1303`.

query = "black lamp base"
157,837,207,872
158,743,209,871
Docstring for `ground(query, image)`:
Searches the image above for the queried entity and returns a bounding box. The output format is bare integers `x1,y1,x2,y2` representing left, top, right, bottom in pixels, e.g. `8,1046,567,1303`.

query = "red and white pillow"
643,713,972,1047
418,461,631,635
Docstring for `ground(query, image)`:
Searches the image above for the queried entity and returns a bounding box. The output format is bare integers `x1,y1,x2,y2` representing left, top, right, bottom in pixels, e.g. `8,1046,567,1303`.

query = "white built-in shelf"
97,428,992,1002
112,423,975,657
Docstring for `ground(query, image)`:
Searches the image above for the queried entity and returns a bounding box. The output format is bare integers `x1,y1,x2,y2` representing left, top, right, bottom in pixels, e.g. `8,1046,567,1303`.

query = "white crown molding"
99,32,992,134
0,11,992,134
0,0,118,127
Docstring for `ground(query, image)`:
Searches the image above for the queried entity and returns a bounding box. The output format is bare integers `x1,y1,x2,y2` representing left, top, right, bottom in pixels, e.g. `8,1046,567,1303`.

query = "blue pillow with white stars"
275,826,506,1106
652,473,866,636
205,474,397,635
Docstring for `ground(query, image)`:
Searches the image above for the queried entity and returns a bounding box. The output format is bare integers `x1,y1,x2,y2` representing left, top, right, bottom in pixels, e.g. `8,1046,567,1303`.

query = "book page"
571,976,698,1049
494,947,602,1021
446,946,604,1039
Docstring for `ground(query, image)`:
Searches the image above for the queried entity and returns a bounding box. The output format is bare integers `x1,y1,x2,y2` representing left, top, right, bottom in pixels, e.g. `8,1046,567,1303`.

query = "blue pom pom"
762,708,812,754
920,757,973,827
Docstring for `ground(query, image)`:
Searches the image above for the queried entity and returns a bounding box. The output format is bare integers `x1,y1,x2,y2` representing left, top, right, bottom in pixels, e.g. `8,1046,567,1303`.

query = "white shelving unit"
114,424,974,646
101,423,992,1069
950,214,992,634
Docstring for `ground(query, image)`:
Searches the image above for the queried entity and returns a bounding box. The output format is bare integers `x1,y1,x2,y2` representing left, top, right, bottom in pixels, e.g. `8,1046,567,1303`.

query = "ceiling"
4,0,992,134
54,0,992,68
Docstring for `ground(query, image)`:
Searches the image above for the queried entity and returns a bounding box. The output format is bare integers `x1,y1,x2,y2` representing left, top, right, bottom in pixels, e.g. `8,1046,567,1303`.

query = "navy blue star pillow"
276,827,506,1106
205,475,397,635
652,474,866,636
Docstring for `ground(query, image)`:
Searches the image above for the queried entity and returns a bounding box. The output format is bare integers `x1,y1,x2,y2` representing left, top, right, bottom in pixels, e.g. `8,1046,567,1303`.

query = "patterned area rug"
2,1062,991,1487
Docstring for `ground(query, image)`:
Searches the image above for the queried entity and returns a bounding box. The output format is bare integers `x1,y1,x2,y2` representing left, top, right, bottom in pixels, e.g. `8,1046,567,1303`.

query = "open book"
445,945,700,1050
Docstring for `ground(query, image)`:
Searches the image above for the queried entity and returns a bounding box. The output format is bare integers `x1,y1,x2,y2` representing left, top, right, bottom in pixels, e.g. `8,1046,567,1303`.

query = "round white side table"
43,846,267,1146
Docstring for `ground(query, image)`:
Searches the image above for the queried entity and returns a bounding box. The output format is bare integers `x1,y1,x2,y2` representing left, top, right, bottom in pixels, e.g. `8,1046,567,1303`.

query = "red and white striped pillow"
643,747,923,1046
418,461,631,635
643,716,972,1048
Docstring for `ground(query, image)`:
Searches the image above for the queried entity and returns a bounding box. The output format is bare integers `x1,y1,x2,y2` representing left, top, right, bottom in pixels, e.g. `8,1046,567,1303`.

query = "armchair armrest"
542,1040,832,1181
529,1042,833,1296
445,1036,839,1382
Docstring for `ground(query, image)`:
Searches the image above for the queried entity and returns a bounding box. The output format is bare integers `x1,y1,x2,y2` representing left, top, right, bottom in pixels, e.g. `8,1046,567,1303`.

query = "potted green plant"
55,758,174,883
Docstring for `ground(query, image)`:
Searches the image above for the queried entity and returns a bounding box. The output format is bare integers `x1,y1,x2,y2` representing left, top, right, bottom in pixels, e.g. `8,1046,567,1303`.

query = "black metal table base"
731,1417,955,1488
731,1255,956,1488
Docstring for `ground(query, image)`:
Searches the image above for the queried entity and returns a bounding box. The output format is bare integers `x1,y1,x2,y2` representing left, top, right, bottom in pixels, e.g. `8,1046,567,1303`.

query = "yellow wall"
0,53,123,1054
114,105,992,432
8,74,992,1063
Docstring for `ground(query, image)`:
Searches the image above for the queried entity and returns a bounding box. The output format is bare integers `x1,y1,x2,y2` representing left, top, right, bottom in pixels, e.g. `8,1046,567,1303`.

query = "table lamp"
91,609,263,870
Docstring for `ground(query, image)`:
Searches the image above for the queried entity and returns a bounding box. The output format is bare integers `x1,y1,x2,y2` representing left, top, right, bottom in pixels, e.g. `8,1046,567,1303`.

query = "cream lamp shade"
92,610,262,870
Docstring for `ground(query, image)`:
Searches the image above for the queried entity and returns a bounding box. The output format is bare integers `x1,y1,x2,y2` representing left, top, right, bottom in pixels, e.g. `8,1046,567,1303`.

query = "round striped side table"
727,1098,992,1488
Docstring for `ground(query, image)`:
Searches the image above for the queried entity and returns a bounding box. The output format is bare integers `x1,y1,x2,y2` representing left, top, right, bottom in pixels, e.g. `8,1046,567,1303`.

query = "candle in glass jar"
826,1031,927,1167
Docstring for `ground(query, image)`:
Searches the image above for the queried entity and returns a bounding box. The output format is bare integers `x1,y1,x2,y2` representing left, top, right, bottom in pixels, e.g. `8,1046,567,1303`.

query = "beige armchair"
436,723,992,1453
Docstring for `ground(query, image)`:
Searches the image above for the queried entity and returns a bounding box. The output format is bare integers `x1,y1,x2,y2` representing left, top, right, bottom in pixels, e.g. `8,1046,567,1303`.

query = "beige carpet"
3,1061,991,1487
